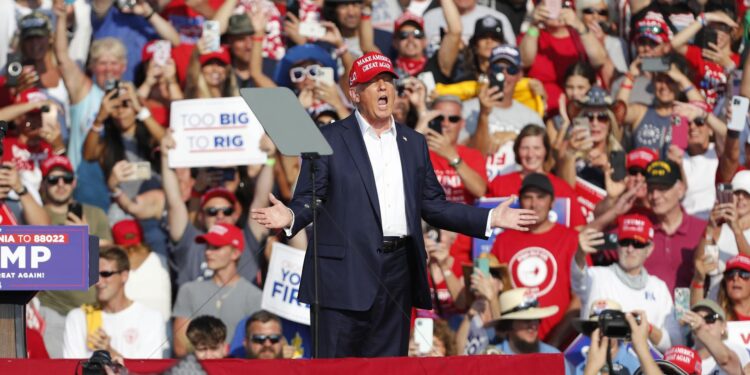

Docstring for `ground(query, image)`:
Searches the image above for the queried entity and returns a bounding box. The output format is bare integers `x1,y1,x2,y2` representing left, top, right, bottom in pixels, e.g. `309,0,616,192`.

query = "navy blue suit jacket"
290,114,491,311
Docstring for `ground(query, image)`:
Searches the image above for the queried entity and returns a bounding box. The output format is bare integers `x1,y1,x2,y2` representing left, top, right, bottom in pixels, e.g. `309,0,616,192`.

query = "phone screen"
610,151,626,182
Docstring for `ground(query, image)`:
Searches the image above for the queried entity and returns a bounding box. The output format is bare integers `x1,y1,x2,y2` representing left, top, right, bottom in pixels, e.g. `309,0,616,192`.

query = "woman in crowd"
136,42,184,128
557,87,623,189
546,62,597,151
487,124,586,227
681,299,749,373
185,45,240,99
617,56,703,157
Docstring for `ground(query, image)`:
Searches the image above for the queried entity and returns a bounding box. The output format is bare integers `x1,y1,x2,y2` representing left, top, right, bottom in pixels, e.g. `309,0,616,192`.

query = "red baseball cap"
112,219,143,247
726,255,750,273
617,213,654,243
394,12,424,31
635,16,670,44
626,147,658,170
196,223,245,250
41,155,74,177
657,346,702,375
16,88,48,113
200,187,238,208
199,46,231,66
349,52,399,87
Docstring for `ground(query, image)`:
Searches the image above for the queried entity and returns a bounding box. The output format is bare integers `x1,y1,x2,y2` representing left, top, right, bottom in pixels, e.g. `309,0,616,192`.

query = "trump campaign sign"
262,242,310,325
472,197,570,259
727,322,750,352
0,225,92,290
168,97,267,168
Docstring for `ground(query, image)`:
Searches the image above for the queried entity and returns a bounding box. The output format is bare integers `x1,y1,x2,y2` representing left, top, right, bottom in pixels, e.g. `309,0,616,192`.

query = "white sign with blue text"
168,97,267,168
262,242,310,325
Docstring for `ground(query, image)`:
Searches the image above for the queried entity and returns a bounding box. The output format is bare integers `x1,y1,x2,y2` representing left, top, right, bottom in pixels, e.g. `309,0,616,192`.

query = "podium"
0,226,99,357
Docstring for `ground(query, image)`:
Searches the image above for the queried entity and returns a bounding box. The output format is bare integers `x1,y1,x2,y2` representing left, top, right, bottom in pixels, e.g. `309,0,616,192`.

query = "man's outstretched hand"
251,193,293,229
491,196,539,231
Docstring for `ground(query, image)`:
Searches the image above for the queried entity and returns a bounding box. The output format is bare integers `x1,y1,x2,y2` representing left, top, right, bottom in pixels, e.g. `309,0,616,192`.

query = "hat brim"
21,28,49,39
353,71,399,86
485,306,560,329
653,360,691,375
196,233,230,248
646,176,677,188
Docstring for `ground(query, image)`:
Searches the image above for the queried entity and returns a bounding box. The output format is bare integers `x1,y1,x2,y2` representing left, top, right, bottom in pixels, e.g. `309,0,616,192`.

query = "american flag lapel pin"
402,136,407,142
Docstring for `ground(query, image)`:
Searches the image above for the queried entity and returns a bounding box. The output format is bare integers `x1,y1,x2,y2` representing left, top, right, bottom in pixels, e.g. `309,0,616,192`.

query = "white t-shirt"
124,252,171,324
423,4,517,54
682,144,719,221
700,341,750,375
571,263,683,352
62,301,167,359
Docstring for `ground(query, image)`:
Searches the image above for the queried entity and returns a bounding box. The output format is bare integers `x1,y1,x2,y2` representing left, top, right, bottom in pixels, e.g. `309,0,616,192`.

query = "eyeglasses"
582,8,608,16
99,270,124,278
434,115,462,123
618,239,649,249
701,312,721,324
289,64,322,83
203,206,235,217
585,112,609,122
638,25,665,36
725,268,750,281
397,29,425,39
491,64,519,76
46,173,75,185
250,334,282,344
628,167,647,177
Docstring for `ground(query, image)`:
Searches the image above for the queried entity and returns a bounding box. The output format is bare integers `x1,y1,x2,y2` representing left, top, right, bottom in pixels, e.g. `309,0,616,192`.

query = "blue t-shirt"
497,340,570,375
574,343,641,375
91,6,159,82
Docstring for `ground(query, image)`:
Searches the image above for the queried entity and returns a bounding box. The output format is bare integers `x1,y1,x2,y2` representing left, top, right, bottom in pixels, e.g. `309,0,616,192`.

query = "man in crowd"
63,247,167,359
574,213,681,351
225,13,275,87
491,173,579,345
36,155,112,357
422,0,516,49
487,288,561,355
187,315,229,360
321,0,393,57
644,160,706,291
172,223,263,357
244,310,285,360
426,95,487,204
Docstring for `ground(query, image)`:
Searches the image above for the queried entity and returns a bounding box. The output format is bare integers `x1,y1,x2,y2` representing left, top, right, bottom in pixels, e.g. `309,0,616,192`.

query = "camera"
598,309,638,339
81,350,119,375
116,0,136,9
6,53,23,87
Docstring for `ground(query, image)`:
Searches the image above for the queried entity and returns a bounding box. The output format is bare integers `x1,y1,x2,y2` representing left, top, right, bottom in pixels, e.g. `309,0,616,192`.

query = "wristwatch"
449,157,463,168
15,185,27,196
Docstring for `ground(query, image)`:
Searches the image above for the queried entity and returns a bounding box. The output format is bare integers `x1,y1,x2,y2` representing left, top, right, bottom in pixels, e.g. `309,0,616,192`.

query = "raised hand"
251,193,293,229
490,196,539,231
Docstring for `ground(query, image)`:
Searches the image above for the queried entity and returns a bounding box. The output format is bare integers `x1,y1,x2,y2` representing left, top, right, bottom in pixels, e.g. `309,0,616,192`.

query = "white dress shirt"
355,111,409,236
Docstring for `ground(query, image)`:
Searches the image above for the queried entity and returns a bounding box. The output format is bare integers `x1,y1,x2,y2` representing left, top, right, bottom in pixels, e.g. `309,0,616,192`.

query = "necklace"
215,283,237,311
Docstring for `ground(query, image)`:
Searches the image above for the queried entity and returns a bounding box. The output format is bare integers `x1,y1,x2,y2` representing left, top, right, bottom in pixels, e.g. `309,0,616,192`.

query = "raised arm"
247,135,276,240
248,9,277,88
671,12,737,56
133,1,181,46
212,0,240,34
358,2,378,53
83,90,118,161
108,160,165,220
560,9,607,68
53,0,93,105
160,130,190,242
519,5,548,68
469,84,502,156
435,0,462,77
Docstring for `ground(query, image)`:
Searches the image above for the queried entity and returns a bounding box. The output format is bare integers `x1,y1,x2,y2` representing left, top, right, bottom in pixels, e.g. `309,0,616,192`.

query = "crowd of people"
6,0,750,372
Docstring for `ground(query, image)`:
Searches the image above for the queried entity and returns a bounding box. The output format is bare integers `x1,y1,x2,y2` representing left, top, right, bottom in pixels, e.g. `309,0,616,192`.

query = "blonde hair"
88,37,127,66
184,49,239,99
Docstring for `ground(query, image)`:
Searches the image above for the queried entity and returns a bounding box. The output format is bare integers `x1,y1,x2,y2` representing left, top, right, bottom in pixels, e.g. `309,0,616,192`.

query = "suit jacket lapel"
340,116,382,224
396,124,416,230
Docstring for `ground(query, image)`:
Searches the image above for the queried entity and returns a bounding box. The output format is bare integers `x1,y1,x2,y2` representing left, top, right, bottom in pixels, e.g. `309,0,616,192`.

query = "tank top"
632,107,671,158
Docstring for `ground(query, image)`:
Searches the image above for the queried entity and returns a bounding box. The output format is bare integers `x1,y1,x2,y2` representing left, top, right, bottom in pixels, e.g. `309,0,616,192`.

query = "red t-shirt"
430,145,487,205
426,260,466,318
685,45,740,111
487,171,586,228
2,137,52,172
491,224,579,340
524,30,583,114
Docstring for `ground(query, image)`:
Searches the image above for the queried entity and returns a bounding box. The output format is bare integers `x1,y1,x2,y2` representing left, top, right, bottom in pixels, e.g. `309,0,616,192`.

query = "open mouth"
377,95,388,109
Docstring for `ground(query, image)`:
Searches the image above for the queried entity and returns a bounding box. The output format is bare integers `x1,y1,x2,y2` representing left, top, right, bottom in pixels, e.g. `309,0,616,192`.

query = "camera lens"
7,62,22,76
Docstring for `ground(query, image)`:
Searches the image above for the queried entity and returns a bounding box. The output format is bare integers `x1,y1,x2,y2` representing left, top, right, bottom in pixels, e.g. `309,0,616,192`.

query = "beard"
248,347,282,359
509,335,539,354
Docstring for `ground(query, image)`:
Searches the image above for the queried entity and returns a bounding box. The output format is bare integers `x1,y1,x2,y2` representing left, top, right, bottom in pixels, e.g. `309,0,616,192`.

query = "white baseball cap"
731,170,750,194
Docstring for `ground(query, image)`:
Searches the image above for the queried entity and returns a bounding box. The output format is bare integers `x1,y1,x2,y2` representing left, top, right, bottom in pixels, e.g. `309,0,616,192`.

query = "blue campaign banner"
472,197,570,259
0,225,90,290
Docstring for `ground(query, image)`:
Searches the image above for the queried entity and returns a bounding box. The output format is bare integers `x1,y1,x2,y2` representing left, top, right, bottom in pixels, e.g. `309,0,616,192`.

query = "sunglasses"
46,173,75,185
709,23,732,33
250,334,282,344
397,29,425,39
585,112,609,122
204,206,235,217
618,239,649,249
690,116,706,126
628,167,647,177
638,25,665,36
289,64,321,83
99,270,124,278
725,268,750,281
582,8,608,16
434,115,462,123
491,64,519,76
701,312,721,324
636,37,660,47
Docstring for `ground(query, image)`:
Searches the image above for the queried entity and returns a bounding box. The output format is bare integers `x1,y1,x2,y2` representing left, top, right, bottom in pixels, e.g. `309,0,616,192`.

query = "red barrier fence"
0,353,565,374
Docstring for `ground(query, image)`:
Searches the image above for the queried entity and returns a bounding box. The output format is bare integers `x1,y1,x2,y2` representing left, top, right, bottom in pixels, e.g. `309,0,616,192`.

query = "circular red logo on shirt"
508,246,558,297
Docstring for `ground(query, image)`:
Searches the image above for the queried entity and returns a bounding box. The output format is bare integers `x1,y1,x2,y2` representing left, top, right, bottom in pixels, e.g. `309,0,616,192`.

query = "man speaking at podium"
252,52,538,358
